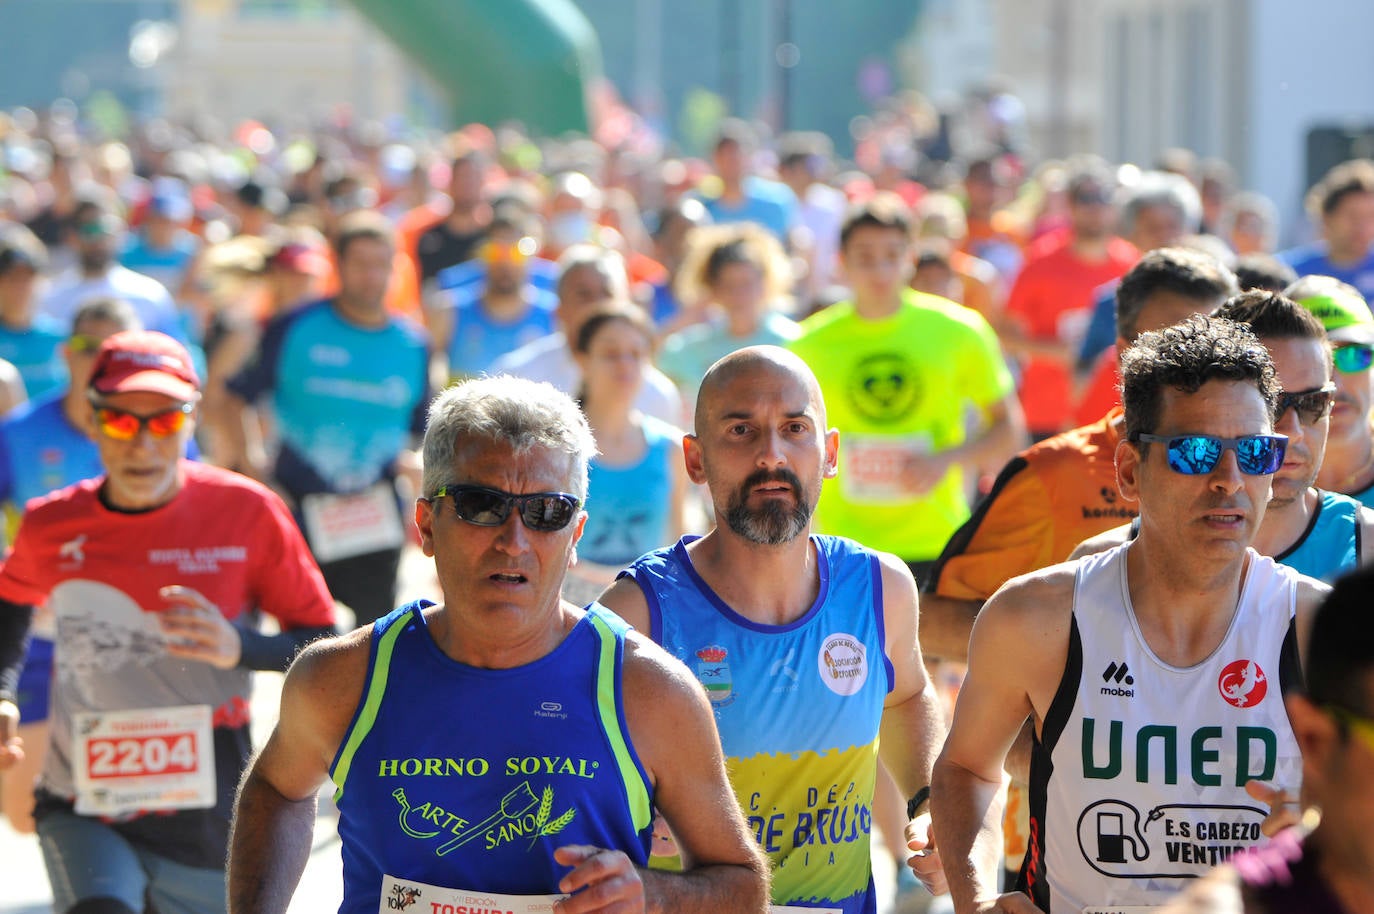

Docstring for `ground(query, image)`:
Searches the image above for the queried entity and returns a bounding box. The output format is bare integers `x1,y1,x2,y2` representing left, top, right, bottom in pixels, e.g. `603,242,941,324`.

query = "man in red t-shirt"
0,331,336,914
1002,159,1138,437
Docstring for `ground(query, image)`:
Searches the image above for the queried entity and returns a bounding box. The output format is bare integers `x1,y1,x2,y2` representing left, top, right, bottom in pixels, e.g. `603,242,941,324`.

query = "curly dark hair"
1121,315,1278,442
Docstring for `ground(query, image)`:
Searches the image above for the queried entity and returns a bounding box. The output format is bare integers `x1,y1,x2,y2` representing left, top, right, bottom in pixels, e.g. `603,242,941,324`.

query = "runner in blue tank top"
228,376,767,914
599,346,950,911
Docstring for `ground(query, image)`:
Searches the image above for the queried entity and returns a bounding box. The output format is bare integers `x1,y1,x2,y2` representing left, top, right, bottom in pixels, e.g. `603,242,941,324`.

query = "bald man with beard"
599,346,949,912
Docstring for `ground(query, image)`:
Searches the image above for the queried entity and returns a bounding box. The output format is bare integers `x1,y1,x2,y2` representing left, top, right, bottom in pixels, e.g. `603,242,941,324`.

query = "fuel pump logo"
1075,799,1267,879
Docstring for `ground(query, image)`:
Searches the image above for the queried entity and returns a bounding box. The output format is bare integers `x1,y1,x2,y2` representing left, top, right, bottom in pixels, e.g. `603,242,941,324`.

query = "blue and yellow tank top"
331,601,654,913
1276,488,1362,582
623,535,893,914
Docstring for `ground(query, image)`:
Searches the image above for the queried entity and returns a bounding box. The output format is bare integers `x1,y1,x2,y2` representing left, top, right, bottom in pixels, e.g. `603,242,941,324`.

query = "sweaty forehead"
696,350,824,429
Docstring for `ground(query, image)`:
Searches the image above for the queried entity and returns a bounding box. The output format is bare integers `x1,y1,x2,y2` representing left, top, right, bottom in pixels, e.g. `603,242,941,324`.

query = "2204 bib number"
86,733,198,779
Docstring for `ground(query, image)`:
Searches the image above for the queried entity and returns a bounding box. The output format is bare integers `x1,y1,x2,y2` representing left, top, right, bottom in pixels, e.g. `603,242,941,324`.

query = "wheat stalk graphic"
528,786,576,848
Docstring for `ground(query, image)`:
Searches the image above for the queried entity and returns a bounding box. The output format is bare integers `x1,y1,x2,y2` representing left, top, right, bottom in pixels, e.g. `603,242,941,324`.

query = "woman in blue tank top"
564,305,689,605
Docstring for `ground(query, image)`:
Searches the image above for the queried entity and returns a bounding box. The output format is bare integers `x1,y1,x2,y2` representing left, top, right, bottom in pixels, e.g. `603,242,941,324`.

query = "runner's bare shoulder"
972,561,1079,680
617,630,716,779
279,623,375,750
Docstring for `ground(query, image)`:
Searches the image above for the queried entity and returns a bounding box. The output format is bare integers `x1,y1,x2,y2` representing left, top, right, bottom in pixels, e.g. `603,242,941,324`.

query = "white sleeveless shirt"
1020,543,1304,913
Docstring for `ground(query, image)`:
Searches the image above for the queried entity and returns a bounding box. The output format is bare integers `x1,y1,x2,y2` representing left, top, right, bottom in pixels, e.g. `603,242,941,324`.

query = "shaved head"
694,345,825,435
689,345,834,545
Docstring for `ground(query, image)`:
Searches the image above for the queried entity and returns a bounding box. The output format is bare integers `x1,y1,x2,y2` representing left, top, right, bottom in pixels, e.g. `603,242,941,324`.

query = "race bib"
379,875,564,914
72,704,216,816
840,433,932,503
302,482,405,563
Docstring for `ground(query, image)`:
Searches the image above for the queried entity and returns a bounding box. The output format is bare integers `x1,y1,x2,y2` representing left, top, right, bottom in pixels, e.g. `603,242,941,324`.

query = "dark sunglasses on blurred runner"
1130,433,1287,475
428,484,580,532
93,402,195,440
1334,343,1374,374
1276,383,1337,425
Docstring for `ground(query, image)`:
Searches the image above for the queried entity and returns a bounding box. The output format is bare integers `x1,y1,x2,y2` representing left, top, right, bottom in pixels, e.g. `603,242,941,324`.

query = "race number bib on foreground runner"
73,704,216,816
379,874,565,914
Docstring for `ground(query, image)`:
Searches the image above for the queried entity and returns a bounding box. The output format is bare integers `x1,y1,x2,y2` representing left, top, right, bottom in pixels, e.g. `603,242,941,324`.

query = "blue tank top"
331,601,654,913
1276,489,1362,582
1351,480,1374,510
580,416,679,566
447,292,557,379
623,535,893,914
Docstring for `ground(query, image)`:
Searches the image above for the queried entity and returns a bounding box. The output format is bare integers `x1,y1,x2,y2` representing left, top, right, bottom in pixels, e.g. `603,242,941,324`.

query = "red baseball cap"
89,330,200,401
269,241,330,276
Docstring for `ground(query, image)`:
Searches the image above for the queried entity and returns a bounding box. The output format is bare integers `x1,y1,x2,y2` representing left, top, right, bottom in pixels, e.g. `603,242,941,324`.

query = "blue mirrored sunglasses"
1132,433,1287,475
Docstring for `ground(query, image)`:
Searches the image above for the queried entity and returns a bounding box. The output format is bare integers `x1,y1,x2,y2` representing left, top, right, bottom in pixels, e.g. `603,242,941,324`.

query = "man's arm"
932,571,1074,914
155,585,334,672
602,634,769,914
594,575,653,635
1293,576,1333,673
229,629,370,914
873,555,948,894
917,593,982,663
0,598,34,768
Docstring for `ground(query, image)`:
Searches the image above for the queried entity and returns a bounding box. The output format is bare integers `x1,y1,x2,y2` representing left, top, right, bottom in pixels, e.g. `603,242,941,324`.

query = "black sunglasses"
1276,383,1337,425
1131,433,1287,475
429,484,581,532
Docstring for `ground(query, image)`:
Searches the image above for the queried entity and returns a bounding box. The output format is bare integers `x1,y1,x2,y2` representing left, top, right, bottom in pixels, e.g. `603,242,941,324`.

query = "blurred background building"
1,0,1371,238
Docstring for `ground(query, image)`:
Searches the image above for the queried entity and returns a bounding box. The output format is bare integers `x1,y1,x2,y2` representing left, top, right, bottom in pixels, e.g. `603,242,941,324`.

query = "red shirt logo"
1218,659,1267,708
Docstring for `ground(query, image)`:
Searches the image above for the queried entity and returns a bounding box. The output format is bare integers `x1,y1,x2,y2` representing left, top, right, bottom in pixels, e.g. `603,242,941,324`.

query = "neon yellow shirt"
789,289,1014,560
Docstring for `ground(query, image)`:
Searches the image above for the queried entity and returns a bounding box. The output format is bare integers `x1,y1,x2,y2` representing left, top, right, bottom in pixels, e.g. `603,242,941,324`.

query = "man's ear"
1116,438,1143,505
415,499,436,557
564,510,587,569
823,428,839,480
683,434,708,485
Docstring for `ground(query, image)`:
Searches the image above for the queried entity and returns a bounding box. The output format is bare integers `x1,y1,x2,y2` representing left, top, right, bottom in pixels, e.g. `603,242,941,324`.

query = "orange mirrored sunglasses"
94,403,194,440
